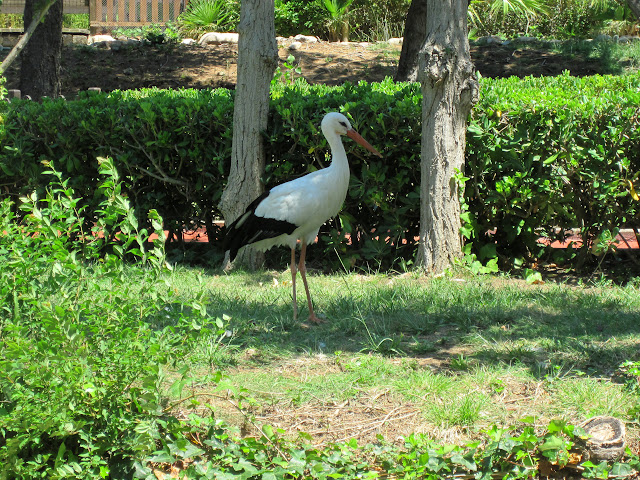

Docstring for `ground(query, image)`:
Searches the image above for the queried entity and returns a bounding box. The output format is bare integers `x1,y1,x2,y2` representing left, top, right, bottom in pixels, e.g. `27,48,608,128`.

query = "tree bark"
416,0,479,273
219,0,277,270
19,0,63,100
627,0,640,21
0,0,58,76
395,0,428,82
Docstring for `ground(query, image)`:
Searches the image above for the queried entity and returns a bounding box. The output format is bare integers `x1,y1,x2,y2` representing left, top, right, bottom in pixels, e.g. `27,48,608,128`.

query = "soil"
1,38,605,98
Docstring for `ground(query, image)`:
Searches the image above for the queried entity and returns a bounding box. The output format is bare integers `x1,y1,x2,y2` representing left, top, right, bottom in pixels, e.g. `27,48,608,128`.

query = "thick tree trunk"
219,0,277,270
0,0,58,76
19,0,63,100
416,0,479,272
395,0,428,82
627,0,640,21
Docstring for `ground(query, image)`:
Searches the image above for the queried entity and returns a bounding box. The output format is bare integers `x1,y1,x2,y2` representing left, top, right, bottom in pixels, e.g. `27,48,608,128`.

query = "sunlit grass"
159,267,640,441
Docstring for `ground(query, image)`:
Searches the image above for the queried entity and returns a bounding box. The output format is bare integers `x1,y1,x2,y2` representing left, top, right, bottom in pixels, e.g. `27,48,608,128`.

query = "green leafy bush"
273,0,409,40
467,72,640,267
175,0,239,39
348,0,409,41
0,88,233,256
111,23,181,44
0,159,229,477
274,0,327,38
1,73,638,271
472,0,626,39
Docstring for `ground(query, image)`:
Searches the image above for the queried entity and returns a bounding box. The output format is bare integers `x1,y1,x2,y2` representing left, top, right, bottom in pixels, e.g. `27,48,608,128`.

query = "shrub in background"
1,74,639,272
466,72,640,268
348,0,409,41
273,0,408,41
274,0,326,37
175,0,239,39
316,0,355,42
472,0,631,39
111,22,181,44
268,79,422,271
0,87,233,252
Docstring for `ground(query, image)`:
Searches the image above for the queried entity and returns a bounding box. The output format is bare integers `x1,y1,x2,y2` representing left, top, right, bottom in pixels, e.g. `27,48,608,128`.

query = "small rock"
88,34,116,44
198,32,239,45
474,35,504,45
594,34,612,42
288,41,302,51
516,36,538,42
123,67,134,75
181,38,196,45
388,37,403,45
294,34,318,43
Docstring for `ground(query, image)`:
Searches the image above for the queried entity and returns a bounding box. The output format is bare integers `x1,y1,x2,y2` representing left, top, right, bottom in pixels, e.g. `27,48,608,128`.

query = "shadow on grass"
201,274,640,378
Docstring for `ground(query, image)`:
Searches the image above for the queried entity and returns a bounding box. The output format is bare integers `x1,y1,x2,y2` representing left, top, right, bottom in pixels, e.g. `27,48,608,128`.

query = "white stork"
222,112,382,324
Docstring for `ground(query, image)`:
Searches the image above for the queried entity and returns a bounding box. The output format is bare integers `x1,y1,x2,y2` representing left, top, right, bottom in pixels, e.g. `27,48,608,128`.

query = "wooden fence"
0,0,89,14
0,0,185,29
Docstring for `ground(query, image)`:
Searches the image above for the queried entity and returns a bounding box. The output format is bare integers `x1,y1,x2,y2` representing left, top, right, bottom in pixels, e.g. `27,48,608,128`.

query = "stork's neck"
326,131,349,174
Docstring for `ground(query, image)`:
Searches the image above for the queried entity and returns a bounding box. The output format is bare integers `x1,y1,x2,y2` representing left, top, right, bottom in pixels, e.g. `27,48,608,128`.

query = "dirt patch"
1,39,605,98
174,354,464,449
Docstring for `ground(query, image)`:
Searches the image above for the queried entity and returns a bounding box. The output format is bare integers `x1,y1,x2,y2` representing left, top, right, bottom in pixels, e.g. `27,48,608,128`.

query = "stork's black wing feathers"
222,190,298,261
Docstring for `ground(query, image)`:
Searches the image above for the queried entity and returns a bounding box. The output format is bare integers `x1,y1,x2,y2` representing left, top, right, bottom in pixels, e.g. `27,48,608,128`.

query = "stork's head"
321,112,352,137
321,112,382,157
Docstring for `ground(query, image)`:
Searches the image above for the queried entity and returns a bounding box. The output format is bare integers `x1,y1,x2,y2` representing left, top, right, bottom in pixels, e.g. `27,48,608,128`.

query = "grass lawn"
171,267,640,449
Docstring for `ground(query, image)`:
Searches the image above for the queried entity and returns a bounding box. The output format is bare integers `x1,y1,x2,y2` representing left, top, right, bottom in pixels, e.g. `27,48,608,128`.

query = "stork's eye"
339,121,348,128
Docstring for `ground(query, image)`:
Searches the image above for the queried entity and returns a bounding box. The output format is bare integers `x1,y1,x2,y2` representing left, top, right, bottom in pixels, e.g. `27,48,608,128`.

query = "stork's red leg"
290,247,298,320
298,241,323,324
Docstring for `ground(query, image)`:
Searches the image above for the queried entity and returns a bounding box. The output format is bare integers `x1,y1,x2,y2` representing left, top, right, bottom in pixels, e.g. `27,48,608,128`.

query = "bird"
222,112,382,324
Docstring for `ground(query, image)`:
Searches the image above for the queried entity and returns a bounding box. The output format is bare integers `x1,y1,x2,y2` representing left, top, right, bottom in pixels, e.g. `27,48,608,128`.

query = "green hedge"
0,88,234,245
468,72,640,267
1,73,639,270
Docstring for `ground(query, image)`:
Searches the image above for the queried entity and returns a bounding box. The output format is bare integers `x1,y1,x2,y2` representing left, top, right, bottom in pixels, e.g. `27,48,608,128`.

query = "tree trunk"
627,0,640,21
0,0,58,76
19,0,63,100
219,0,277,270
416,0,479,273
340,21,349,42
395,0,428,82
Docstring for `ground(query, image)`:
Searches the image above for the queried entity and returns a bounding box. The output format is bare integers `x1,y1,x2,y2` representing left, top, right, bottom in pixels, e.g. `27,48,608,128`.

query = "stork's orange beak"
346,128,383,157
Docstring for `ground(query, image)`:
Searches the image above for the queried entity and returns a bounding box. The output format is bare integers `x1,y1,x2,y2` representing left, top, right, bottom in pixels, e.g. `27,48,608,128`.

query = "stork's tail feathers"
222,191,298,261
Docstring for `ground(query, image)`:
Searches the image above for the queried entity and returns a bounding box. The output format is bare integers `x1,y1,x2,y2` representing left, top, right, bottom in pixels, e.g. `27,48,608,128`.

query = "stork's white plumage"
223,112,382,324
